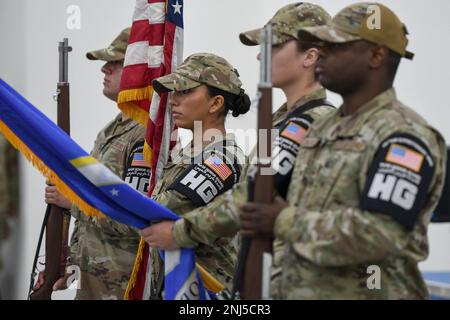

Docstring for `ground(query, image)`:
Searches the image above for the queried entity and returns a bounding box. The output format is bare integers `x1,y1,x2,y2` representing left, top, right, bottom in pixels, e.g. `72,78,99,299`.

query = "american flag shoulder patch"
131,153,150,168
204,155,232,181
385,144,424,172
281,122,307,144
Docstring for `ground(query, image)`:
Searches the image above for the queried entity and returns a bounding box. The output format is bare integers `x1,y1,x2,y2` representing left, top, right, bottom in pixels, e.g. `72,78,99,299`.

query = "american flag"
386,144,424,172
131,153,150,167
281,122,307,144
118,0,184,193
204,155,232,181
120,0,184,300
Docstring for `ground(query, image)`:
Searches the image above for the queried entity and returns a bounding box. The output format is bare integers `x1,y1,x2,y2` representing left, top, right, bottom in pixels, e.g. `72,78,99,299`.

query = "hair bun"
231,89,251,117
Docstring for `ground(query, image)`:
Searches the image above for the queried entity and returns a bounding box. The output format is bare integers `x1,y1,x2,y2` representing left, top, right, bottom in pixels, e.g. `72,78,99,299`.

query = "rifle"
233,25,274,300
28,38,72,300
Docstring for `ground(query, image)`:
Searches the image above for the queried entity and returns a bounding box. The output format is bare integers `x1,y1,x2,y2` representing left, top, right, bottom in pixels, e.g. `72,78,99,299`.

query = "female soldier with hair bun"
127,53,251,299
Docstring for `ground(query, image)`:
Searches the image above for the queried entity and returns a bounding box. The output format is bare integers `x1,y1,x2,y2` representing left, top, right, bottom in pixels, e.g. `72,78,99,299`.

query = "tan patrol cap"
298,2,414,59
153,53,242,95
239,2,331,46
86,28,130,62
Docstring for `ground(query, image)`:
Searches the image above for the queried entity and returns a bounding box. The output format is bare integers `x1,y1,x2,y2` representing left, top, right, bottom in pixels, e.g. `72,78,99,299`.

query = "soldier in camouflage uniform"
134,53,251,299
40,28,150,299
137,3,335,292
241,3,447,299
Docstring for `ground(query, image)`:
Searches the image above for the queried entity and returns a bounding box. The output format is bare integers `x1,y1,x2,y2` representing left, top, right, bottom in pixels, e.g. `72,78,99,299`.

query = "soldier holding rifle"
34,28,150,300
241,2,447,299
138,3,335,299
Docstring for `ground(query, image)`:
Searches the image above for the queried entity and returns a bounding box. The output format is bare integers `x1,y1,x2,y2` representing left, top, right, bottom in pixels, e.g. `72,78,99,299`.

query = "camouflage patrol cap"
86,28,130,62
298,2,414,59
153,53,242,95
239,2,331,46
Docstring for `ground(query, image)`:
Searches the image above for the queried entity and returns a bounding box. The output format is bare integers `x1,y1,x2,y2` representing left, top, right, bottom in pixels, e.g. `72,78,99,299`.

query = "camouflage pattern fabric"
239,2,331,46
298,2,414,59
147,133,246,296
0,136,18,269
170,89,333,262
69,114,145,300
153,53,243,95
86,28,130,62
273,89,446,299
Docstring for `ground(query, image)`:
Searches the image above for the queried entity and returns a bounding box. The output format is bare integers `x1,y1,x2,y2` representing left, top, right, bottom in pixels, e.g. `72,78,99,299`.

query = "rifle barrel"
29,38,72,300
240,25,274,300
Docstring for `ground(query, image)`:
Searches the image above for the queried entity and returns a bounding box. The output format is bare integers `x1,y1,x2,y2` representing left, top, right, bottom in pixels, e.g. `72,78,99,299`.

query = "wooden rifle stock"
240,26,274,300
29,39,72,300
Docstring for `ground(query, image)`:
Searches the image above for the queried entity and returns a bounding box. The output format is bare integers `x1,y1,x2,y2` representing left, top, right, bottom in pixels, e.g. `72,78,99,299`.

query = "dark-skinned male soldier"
240,2,447,299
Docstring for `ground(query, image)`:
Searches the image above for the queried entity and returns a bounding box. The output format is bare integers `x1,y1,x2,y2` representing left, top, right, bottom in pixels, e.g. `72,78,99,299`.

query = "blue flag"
0,78,213,300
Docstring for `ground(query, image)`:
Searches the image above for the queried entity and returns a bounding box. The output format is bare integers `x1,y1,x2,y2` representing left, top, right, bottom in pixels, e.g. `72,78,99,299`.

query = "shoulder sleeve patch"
360,133,435,230
272,116,312,199
280,121,308,145
123,140,151,194
167,152,240,206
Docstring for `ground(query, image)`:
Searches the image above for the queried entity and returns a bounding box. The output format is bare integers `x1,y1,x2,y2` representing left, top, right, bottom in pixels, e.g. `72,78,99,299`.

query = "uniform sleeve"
273,114,313,199
152,188,197,218
68,218,80,267
274,204,411,266
90,139,149,236
171,180,247,247
274,132,441,267
163,152,243,247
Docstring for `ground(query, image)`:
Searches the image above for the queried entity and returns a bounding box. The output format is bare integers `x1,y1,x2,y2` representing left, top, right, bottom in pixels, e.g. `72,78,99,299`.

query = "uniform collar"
171,133,236,165
324,88,397,139
103,113,140,137
338,88,397,119
273,87,327,127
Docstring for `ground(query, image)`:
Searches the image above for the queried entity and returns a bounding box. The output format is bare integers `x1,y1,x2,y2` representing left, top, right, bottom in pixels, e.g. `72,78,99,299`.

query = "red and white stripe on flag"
124,0,184,300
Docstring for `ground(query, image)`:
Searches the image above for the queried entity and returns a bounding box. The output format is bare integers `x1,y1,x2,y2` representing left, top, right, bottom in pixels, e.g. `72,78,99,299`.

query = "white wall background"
0,0,449,299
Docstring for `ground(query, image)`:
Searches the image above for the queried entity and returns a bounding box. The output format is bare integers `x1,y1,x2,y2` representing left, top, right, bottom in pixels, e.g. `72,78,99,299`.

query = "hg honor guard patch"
360,133,435,230
124,140,151,195
272,116,311,199
168,152,240,206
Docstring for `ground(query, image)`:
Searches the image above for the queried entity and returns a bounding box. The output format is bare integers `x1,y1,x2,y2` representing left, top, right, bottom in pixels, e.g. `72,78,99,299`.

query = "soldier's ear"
208,95,225,116
368,45,388,69
303,48,320,68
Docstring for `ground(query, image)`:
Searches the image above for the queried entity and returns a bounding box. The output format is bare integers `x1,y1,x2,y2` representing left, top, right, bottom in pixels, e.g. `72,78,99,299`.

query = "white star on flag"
172,0,182,15
110,188,119,196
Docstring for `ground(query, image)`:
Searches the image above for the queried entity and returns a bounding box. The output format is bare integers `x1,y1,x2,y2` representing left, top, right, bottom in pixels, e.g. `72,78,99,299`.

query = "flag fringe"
124,237,146,299
0,119,105,219
143,141,153,164
117,87,152,127
196,263,225,294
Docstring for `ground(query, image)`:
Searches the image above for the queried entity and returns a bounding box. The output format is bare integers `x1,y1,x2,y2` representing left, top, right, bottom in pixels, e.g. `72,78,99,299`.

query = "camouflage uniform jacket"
171,88,334,249
148,133,245,293
0,136,18,268
273,89,447,299
69,114,146,300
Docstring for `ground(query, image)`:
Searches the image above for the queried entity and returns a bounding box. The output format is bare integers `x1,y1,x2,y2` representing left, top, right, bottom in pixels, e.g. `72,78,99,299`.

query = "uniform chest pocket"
301,138,366,210
108,139,127,153
97,139,128,176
